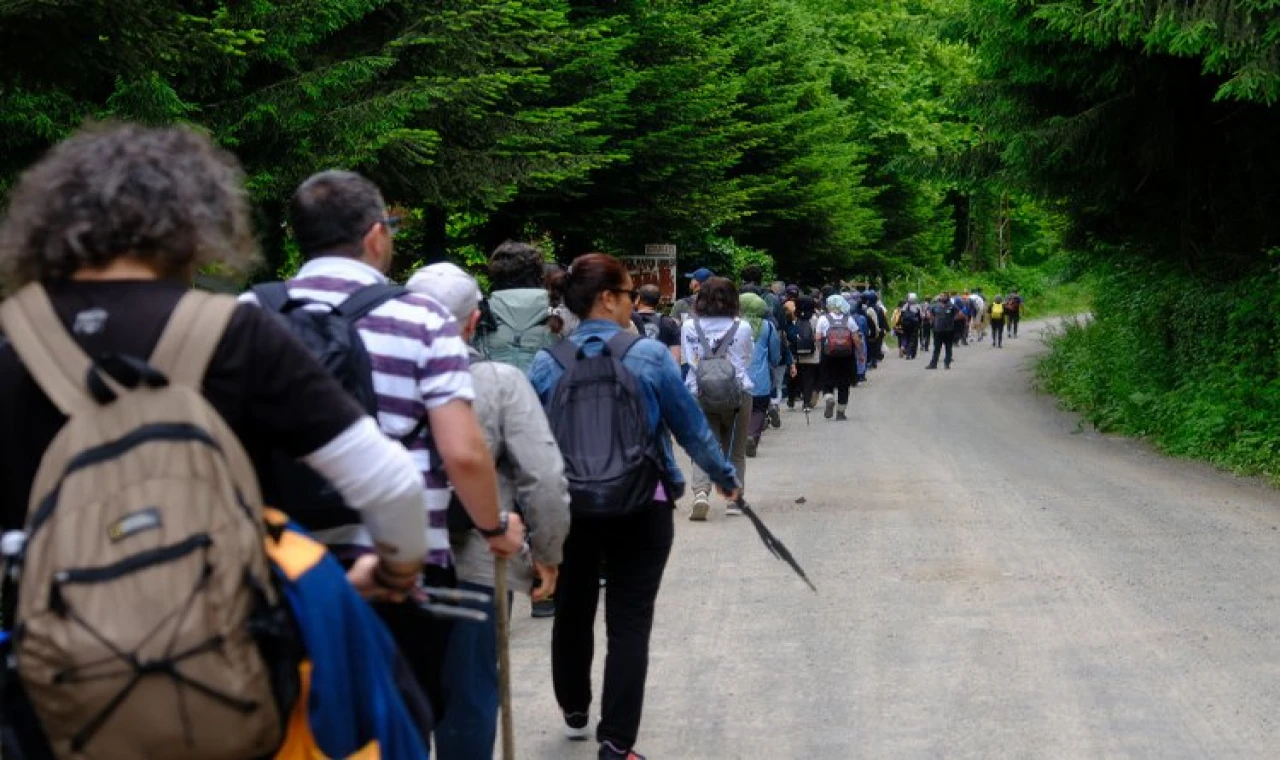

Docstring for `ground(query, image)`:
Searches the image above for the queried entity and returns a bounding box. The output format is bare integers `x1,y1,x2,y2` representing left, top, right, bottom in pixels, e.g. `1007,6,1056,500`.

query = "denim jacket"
528,319,739,497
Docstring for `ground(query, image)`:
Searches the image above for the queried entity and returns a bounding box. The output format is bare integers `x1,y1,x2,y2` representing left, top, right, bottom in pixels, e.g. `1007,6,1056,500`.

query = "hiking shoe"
690,492,711,522
787,398,796,409
565,712,591,741
745,437,758,458
725,501,743,517
824,396,836,419
531,598,556,619
835,411,848,421
925,364,937,370
768,406,782,428
599,740,646,760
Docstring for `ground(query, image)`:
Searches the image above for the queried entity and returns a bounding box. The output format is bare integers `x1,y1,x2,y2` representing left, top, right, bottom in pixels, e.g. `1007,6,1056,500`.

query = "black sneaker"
565,712,591,741
835,411,848,421
745,437,758,458
599,740,646,760
531,597,556,619
768,406,782,428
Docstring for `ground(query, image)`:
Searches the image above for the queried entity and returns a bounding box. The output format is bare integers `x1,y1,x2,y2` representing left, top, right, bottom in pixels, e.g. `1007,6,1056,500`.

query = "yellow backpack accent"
991,303,1004,319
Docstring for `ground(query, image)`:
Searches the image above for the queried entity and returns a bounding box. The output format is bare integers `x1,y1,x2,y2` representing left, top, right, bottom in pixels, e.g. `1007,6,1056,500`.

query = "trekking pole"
495,556,515,760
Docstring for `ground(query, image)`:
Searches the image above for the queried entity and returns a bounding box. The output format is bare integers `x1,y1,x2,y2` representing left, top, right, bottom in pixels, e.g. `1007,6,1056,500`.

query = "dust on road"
503,319,1280,759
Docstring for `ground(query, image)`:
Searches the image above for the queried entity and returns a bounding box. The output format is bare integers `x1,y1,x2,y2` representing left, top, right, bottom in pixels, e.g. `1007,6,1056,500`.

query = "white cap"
406,262,482,323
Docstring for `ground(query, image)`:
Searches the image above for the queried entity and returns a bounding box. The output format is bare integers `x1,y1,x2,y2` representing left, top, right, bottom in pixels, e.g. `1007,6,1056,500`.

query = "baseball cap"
684,267,715,283
406,262,482,323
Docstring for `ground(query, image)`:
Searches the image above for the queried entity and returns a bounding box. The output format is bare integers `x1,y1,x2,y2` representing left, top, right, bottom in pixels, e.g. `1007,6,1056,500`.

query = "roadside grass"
1034,264,1280,484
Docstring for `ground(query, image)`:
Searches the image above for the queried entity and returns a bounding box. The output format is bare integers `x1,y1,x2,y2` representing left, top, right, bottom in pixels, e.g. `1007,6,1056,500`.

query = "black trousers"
790,362,820,407
376,564,457,721
920,324,932,351
554,504,675,751
929,331,954,367
1008,311,1021,336
821,355,855,405
902,325,920,358
991,320,1005,346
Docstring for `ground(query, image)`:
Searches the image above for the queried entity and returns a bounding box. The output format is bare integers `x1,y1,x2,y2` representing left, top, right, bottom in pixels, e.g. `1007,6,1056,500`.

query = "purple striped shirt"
243,257,474,567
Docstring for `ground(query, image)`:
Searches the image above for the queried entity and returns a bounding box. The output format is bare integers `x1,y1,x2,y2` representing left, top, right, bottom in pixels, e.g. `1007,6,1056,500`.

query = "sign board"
623,245,678,304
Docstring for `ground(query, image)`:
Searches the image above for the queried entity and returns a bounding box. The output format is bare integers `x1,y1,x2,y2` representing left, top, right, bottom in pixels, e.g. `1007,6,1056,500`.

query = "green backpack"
480,288,556,372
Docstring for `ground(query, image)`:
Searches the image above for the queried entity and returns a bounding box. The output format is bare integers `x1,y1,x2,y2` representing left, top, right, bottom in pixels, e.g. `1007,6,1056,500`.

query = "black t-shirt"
0,280,365,532
632,310,681,347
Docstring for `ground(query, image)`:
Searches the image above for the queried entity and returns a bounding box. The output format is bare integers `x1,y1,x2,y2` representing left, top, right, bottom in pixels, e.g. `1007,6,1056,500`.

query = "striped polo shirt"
244,256,474,567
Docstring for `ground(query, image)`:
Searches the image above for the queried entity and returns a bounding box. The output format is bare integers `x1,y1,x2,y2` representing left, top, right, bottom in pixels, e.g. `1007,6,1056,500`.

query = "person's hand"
716,485,741,503
532,562,559,602
348,555,418,603
485,512,526,559
789,364,798,378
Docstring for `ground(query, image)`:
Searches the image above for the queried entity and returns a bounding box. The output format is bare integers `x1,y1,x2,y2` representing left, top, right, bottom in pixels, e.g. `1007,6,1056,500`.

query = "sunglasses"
382,216,401,236
611,288,638,300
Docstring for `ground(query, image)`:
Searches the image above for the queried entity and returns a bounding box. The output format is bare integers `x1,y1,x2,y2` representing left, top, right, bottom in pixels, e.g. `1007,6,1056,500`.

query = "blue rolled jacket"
528,319,739,496
748,321,781,397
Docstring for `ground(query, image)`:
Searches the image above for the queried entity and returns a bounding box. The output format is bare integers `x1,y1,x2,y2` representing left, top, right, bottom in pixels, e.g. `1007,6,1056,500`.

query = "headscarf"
740,292,769,337
826,294,851,315
907,292,918,305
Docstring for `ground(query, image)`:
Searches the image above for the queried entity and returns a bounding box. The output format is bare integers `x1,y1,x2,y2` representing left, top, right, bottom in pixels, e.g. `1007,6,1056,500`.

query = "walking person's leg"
596,504,676,755
436,580,499,759
553,520,605,732
927,332,943,368
800,363,818,409
729,395,751,495
747,395,769,457
943,332,954,367
834,358,853,419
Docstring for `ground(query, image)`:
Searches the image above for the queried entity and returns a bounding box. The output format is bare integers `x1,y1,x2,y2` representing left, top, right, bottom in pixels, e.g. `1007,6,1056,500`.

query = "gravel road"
501,318,1280,759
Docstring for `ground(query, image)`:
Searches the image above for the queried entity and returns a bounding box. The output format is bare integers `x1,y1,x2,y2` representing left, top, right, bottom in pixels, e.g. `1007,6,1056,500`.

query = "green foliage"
1037,263,1280,482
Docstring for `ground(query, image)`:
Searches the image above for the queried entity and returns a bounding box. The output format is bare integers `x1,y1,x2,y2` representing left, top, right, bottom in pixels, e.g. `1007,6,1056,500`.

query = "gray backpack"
693,317,743,413
481,288,554,372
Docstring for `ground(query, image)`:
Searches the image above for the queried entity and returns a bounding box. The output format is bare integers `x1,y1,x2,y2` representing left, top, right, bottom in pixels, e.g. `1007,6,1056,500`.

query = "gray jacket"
452,348,571,592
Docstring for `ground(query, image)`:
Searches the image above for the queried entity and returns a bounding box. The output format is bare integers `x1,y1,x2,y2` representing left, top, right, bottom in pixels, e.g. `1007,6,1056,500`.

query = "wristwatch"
476,513,509,539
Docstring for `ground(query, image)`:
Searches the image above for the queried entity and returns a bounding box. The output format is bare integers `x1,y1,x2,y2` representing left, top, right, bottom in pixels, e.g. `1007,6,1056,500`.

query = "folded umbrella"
736,498,818,593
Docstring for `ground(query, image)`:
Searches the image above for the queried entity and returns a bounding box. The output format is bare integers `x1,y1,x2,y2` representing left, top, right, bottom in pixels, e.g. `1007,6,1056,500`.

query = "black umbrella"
736,498,818,593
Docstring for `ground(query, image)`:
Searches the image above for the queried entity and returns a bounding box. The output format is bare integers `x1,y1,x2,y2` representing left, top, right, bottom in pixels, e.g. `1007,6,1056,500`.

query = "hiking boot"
768,405,782,428
725,500,743,517
824,395,836,419
925,364,937,370
600,740,646,760
531,597,556,619
787,398,796,409
745,437,758,458
690,492,711,522
835,411,848,421
565,712,591,741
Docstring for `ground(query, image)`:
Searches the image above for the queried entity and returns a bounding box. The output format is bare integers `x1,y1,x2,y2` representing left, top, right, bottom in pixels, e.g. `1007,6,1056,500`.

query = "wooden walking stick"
495,556,515,759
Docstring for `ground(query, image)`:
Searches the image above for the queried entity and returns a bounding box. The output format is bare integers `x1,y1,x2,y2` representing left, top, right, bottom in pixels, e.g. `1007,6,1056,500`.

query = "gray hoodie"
452,347,571,592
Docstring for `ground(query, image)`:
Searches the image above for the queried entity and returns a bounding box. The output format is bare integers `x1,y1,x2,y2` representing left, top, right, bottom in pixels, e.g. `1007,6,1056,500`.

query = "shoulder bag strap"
692,316,714,355
709,318,739,358
548,337,580,369
607,331,642,361
0,284,97,415
150,291,239,388
251,282,291,312
336,283,408,321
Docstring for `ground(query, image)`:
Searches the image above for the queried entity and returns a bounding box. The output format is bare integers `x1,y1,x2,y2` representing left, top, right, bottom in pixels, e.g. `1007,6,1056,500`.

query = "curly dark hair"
695,276,739,318
489,240,546,290
0,122,257,290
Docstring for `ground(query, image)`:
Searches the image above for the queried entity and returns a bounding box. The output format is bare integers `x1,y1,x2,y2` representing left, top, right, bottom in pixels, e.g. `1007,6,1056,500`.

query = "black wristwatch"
476,513,509,539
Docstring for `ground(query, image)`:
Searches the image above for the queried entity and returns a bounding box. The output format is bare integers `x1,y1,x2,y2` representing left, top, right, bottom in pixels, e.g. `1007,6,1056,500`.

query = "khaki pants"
692,392,751,496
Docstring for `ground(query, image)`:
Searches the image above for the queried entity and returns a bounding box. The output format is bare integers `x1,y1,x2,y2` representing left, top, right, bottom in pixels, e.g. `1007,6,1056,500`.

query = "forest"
2,1,1279,474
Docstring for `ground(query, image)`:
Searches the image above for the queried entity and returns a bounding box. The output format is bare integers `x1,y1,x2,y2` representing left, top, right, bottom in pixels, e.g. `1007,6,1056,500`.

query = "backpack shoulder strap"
0,283,95,415
692,316,715,354
548,338,580,369
150,290,239,388
607,331,643,361
710,319,739,358
337,283,408,321
251,282,291,312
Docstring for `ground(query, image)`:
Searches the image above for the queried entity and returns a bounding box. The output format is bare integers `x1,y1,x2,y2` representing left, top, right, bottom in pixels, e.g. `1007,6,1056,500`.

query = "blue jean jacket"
748,321,781,396
528,319,739,495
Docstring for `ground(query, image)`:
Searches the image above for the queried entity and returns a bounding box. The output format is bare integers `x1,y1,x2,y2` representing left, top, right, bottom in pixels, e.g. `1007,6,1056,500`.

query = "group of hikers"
886,288,1024,370
0,122,1028,760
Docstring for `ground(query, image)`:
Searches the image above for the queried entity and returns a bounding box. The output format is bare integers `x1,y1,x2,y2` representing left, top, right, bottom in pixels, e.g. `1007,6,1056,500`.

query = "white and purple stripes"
247,257,474,567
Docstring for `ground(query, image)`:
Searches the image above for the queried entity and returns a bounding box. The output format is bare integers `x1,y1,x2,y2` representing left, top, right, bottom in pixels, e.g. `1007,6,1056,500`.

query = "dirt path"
502,319,1280,759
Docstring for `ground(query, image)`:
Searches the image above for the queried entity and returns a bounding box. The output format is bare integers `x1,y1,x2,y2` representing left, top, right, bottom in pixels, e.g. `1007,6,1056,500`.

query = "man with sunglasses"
244,170,524,721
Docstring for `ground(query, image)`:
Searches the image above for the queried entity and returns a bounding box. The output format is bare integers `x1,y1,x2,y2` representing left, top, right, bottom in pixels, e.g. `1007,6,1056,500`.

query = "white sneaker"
823,395,836,419
690,492,711,522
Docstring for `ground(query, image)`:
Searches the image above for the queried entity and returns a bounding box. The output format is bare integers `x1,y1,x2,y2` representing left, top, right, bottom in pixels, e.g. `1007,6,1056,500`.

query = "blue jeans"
435,581,498,760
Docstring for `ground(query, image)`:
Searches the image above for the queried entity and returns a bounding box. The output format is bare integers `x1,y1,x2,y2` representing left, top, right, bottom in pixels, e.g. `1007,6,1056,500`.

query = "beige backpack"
0,285,283,760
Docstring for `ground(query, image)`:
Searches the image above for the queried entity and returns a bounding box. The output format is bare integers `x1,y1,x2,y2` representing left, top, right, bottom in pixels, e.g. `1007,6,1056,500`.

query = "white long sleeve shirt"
681,316,754,395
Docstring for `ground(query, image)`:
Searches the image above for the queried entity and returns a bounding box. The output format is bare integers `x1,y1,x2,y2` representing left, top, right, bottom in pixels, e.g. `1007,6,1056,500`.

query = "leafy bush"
1036,263,1280,481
